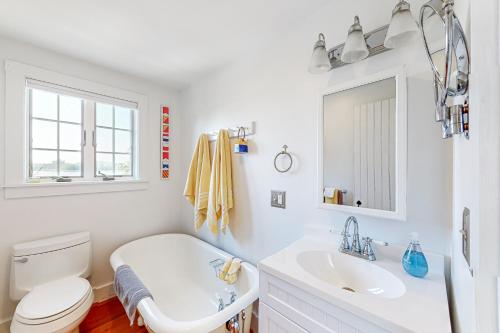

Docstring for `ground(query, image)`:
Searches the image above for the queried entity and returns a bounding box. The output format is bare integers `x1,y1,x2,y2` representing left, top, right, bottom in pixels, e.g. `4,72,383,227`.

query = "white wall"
180,0,452,268
450,0,500,332
0,36,183,323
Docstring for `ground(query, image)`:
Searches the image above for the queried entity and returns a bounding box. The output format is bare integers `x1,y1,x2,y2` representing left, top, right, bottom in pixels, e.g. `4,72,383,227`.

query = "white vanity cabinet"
258,235,451,333
259,271,391,333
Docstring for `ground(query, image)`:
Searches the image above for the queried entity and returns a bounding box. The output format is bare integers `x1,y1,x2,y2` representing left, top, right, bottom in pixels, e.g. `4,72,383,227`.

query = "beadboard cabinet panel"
259,303,308,333
259,271,390,333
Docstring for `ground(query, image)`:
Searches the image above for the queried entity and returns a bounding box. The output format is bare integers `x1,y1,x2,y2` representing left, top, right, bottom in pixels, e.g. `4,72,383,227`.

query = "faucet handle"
372,239,389,246
225,288,237,304
362,237,376,261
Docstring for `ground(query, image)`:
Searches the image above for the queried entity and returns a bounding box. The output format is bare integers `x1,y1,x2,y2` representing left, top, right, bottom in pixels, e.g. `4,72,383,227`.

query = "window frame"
4,60,149,198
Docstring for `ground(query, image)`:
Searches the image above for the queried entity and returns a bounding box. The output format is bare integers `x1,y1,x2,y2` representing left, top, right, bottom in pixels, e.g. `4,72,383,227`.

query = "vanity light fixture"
308,2,419,73
308,33,331,74
384,0,419,49
341,16,370,63
308,18,391,73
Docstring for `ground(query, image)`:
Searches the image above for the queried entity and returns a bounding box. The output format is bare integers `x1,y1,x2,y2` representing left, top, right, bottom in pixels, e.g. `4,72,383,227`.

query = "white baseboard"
93,281,115,303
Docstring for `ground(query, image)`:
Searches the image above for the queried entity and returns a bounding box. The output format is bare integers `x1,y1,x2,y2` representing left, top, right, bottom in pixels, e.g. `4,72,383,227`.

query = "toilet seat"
11,277,93,333
16,276,91,324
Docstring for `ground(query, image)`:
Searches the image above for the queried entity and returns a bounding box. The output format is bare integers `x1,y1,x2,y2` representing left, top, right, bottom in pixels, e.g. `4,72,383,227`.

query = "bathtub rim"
109,233,259,333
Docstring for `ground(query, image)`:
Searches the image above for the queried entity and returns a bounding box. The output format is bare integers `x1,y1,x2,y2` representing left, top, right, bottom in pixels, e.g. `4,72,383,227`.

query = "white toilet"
10,232,94,333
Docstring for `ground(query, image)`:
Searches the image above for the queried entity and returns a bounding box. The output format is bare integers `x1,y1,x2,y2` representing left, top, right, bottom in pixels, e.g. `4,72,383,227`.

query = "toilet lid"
17,277,91,320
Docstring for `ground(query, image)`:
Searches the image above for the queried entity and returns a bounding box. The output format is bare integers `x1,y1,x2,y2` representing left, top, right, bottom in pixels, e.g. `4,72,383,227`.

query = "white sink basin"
296,250,406,299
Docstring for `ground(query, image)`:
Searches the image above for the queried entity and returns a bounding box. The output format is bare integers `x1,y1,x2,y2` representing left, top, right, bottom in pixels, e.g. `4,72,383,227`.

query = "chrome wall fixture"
274,145,293,173
308,1,419,73
420,0,470,139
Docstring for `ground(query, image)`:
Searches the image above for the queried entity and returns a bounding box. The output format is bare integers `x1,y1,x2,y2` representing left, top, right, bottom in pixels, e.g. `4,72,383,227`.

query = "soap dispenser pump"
402,232,429,278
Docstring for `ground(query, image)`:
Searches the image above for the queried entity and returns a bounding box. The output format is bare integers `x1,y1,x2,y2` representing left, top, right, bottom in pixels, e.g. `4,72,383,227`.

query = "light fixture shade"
384,1,419,49
309,33,331,74
341,16,369,64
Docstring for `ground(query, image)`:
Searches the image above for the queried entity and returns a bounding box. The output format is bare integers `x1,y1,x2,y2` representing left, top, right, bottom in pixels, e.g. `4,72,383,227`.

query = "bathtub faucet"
216,290,238,312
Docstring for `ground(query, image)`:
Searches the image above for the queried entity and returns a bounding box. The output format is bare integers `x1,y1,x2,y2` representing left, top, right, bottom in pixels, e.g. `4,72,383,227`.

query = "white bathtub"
110,234,259,333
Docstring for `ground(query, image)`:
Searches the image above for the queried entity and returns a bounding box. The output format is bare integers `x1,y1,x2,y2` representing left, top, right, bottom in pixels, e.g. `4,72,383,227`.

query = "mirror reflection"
421,6,447,80
323,78,396,211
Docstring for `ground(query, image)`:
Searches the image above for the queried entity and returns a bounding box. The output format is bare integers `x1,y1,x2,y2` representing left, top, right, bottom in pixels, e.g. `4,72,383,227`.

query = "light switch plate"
271,190,286,209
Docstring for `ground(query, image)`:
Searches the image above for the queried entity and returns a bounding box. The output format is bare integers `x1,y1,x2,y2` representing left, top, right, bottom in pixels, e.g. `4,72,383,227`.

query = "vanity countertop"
259,232,451,333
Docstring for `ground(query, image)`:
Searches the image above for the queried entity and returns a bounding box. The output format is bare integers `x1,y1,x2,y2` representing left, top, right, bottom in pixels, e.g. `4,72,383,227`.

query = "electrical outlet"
271,190,286,208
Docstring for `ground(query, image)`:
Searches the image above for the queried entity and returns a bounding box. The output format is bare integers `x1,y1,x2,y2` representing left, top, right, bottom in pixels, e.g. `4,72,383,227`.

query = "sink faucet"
339,216,386,261
340,216,362,254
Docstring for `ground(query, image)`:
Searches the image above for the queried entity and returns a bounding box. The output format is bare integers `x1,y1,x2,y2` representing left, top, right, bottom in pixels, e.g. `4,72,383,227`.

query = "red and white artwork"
161,106,170,179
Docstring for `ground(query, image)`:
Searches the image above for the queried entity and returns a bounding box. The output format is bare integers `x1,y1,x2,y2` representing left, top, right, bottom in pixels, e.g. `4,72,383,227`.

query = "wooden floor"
80,297,147,333
81,297,256,333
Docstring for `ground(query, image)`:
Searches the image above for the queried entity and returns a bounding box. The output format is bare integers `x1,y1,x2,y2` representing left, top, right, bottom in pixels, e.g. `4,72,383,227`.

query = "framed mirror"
317,68,407,220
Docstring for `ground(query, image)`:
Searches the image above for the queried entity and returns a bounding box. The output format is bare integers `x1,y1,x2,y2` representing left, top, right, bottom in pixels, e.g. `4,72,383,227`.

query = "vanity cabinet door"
260,271,391,333
259,302,309,333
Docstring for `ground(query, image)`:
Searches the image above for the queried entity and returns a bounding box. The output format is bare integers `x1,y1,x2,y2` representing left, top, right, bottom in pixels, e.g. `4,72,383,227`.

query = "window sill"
2,179,148,199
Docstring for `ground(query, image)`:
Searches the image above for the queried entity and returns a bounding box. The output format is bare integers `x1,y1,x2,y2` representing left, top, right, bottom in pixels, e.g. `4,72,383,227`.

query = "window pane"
31,89,57,120
32,119,57,149
60,123,82,150
115,154,132,176
115,130,132,153
96,103,113,127
96,153,113,175
60,95,82,123
115,107,132,129
60,151,82,177
96,127,113,152
31,150,57,177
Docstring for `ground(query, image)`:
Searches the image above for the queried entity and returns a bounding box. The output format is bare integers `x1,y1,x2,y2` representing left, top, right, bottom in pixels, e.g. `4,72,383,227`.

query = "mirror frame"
317,67,407,221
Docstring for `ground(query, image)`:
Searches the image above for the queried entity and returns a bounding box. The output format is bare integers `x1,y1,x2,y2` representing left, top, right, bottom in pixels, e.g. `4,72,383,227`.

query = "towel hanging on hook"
234,127,249,154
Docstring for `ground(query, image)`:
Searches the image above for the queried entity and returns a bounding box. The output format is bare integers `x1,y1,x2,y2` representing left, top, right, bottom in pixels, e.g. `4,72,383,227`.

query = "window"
5,61,148,198
95,103,135,177
29,88,84,178
27,85,138,181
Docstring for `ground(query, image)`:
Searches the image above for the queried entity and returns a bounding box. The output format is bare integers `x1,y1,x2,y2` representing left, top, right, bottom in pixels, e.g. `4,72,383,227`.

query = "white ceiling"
0,0,330,89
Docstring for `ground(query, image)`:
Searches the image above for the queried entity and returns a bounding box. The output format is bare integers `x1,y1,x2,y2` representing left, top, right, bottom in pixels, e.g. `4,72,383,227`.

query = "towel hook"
274,145,293,173
237,127,246,140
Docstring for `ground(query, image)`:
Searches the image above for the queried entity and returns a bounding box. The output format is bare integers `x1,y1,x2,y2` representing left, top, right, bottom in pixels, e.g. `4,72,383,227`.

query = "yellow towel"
324,188,341,204
218,258,233,281
224,258,241,284
183,134,211,230
207,129,233,234
332,189,340,204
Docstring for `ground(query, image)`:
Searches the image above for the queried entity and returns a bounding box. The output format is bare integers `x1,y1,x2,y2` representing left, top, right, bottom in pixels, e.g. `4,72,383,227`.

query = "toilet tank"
10,232,92,301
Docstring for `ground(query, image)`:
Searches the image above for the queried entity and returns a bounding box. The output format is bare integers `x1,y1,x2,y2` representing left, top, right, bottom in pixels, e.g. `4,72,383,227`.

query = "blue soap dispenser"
402,232,429,278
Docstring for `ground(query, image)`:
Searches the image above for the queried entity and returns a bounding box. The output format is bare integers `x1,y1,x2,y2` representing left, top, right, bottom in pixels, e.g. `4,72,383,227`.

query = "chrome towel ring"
274,145,293,173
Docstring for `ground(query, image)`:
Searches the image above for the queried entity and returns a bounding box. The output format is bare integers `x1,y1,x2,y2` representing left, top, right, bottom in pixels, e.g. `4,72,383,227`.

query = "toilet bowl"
10,232,93,333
